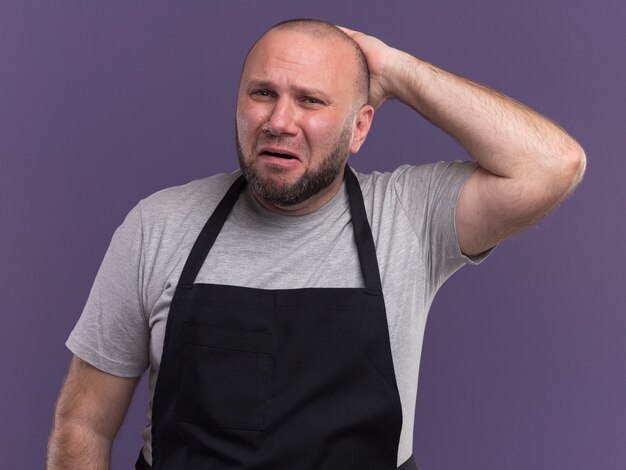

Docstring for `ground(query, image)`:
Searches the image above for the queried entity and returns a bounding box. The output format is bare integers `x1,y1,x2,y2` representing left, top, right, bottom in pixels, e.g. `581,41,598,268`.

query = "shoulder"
116,171,241,252
132,170,241,234
353,161,477,199
139,171,241,218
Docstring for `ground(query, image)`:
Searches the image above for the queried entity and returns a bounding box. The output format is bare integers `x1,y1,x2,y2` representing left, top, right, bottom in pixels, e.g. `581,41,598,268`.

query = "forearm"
47,418,112,470
48,357,139,469
385,49,585,185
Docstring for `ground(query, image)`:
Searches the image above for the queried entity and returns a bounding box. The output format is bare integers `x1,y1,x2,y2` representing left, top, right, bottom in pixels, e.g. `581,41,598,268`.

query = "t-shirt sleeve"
66,201,150,377
393,160,492,289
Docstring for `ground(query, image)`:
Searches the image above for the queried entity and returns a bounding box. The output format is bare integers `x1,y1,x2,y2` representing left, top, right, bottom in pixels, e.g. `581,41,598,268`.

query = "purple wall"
2,1,624,468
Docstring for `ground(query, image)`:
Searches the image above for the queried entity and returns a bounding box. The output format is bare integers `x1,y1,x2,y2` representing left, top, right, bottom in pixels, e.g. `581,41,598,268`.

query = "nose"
263,97,298,136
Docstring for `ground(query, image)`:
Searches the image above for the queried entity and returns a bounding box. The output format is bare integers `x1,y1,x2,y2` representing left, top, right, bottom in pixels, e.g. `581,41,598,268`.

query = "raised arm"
47,355,140,470
341,27,586,256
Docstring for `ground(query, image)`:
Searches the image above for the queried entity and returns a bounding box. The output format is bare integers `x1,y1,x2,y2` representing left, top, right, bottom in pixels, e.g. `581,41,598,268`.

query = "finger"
336,25,357,36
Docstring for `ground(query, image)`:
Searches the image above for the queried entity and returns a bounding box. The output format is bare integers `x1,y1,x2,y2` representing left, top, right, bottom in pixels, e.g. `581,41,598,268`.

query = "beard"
236,122,353,207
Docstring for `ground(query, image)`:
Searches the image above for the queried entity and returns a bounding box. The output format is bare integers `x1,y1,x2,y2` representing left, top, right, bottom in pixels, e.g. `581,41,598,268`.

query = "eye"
301,96,325,107
250,89,275,101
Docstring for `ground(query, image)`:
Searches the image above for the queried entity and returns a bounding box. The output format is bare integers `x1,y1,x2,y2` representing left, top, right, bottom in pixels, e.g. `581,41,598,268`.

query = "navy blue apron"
137,166,417,469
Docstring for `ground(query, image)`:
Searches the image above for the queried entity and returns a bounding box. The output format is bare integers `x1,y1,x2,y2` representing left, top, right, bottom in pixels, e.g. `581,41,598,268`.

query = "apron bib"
137,167,417,469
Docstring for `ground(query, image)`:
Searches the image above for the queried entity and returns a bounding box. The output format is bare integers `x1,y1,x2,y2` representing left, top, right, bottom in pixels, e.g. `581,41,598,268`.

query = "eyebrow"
247,80,333,103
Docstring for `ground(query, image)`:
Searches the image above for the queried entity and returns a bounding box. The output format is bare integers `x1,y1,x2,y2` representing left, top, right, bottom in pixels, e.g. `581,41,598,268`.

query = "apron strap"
178,175,246,288
344,165,383,293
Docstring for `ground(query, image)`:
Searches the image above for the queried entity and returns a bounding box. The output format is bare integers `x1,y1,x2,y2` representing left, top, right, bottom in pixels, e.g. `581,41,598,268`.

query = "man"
47,19,585,470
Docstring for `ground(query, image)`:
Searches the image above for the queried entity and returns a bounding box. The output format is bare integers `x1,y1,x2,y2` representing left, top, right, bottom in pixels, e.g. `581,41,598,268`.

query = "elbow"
562,142,587,193
530,141,586,211
544,140,586,199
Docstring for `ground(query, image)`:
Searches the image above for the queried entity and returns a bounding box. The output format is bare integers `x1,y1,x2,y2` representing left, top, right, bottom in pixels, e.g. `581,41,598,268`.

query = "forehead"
241,29,358,98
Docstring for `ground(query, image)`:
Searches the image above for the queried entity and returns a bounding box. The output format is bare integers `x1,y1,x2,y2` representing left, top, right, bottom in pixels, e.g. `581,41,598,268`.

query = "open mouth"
260,151,298,160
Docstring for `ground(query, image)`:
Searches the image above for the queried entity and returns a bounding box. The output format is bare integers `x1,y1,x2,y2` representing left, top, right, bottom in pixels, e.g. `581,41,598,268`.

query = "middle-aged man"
48,18,586,470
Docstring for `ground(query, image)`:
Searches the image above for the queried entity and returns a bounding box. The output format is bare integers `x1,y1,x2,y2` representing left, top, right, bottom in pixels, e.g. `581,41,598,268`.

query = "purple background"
1,1,624,468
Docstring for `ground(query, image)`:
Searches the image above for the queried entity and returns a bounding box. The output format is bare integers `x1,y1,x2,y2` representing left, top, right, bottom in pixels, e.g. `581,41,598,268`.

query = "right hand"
338,26,402,109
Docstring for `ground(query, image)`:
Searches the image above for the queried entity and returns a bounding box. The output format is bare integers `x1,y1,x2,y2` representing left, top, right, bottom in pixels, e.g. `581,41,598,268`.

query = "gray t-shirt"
67,161,487,466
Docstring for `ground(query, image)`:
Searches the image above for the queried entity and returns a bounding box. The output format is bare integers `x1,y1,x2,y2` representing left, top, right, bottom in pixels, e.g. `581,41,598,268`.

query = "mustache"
253,136,303,153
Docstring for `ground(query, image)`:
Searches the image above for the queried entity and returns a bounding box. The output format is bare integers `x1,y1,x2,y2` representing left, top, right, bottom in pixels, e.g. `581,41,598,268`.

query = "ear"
350,104,375,154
